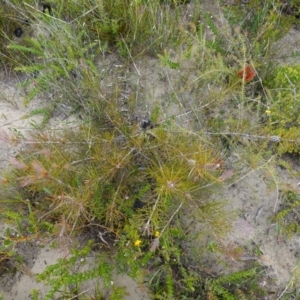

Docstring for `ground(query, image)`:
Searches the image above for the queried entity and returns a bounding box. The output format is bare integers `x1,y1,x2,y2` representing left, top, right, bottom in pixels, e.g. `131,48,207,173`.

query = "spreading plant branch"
150,201,183,252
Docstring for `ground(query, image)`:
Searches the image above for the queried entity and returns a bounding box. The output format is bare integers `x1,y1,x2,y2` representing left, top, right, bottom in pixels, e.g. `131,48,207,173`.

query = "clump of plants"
0,1,32,69
195,0,300,158
263,64,300,154
205,267,266,300
273,189,300,239
0,110,231,298
2,0,181,58
1,0,198,127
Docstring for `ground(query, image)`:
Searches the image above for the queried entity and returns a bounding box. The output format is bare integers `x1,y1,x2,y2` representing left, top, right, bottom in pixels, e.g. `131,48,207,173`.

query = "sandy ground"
1,245,150,300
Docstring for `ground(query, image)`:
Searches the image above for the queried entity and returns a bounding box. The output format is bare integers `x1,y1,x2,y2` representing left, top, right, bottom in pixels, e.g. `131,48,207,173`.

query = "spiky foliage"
1,0,200,127
0,111,228,297
273,190,300,239
7,18,105,124
0,3,26,69
205,268,264,300
30,241,117,300
2,0,186,59
263,65,300,154
1,120,225,236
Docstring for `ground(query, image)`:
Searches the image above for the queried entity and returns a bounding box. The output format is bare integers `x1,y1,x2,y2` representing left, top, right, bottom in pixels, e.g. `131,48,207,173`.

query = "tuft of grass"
0,113,228,297
263,64,300,154
272,190,300,239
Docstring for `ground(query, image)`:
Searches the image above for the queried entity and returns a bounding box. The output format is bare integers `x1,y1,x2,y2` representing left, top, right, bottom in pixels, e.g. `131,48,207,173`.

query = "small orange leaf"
32,161,48,178
238,64,255,82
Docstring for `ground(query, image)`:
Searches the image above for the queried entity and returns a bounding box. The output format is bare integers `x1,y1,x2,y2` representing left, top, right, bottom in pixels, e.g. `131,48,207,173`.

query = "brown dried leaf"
32,161,48,178
218,169,234,181
9,157,29,170
150,238,160,252
0,130,11,144
142,223,151,236
18,175,36,187
40,148,52,158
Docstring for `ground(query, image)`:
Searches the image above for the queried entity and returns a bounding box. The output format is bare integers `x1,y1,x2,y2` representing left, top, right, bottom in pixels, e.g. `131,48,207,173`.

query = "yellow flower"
155,231,160,238
134,239,142,246
265,110,271,115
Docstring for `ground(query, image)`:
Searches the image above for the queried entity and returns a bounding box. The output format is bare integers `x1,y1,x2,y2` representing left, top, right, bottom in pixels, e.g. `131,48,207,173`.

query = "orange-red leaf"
32,161,48,178
238,65,255,82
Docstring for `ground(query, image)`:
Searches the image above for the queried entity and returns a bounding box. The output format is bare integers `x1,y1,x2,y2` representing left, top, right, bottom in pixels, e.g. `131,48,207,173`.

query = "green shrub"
205,268,265,300
0,113,230,297
264,65,300,153
273,190,300,238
